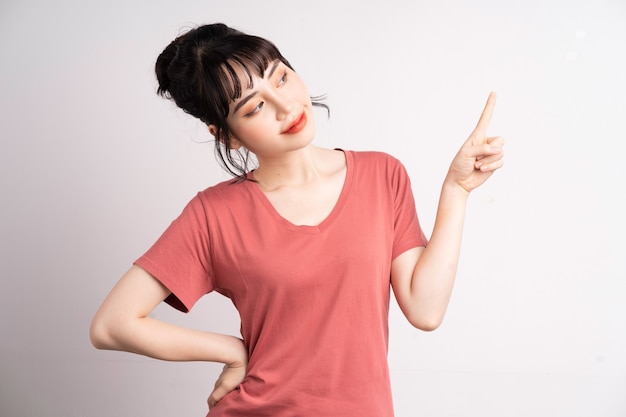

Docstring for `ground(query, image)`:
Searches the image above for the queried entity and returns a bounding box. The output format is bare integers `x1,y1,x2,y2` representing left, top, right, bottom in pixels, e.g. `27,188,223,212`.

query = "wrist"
441,177,471,201
224,336,248,367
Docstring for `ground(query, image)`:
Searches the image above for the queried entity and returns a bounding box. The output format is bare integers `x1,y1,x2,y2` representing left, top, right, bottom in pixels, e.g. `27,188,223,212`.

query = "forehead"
227,58,279,86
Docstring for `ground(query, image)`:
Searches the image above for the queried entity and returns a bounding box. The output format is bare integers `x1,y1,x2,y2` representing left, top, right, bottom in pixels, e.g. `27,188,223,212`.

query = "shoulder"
197,176,249,200
344,150,415,200
346,149,402,165
344,149,407,175
178,177,252,219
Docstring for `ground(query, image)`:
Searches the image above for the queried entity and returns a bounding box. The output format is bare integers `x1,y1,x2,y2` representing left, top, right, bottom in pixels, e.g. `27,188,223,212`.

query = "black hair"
155,23,328,178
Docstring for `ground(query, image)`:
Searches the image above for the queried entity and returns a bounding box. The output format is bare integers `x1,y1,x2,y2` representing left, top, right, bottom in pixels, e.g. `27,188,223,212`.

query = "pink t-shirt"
135,150,427,417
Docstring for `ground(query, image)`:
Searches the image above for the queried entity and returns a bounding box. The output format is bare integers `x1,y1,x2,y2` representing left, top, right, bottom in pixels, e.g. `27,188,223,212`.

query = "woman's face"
223,60,314,158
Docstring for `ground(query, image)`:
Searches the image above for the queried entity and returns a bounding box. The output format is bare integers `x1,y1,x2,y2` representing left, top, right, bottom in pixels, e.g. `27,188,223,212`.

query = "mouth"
282,112,307,134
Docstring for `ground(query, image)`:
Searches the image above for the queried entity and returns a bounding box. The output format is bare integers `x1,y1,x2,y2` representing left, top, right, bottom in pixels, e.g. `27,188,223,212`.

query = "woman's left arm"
391,92,504,331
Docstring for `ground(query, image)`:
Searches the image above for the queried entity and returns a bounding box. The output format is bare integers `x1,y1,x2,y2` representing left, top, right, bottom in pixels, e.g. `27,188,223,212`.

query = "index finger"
474,91,497,133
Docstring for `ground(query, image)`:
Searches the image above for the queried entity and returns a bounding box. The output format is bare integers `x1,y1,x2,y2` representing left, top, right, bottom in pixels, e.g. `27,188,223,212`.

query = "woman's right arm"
90,265,247,366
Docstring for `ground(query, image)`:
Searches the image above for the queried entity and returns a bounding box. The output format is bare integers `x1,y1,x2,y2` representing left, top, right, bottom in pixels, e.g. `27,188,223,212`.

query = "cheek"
285,72,308,99
229,117,271,144
294,78,309,99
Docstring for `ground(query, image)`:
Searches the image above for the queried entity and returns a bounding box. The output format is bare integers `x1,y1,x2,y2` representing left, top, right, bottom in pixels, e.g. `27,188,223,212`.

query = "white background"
1,1,625,416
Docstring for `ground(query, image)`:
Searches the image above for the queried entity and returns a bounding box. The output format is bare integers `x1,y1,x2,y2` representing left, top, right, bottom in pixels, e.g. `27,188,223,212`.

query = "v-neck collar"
244,150,353,234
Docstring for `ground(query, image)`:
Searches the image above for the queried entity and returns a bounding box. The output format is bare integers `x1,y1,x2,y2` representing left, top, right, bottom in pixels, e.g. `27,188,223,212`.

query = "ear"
208,124,243,150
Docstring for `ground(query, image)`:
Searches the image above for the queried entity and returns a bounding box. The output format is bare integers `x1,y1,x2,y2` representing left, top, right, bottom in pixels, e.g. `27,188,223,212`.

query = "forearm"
408,179,469,325
92,315,246,365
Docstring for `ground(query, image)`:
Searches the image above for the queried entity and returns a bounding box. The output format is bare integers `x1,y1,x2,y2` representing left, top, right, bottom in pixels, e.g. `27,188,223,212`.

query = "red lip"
282,112,307,134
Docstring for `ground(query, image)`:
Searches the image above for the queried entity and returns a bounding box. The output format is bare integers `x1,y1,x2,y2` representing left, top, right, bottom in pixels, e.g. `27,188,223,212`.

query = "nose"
274,95,295,121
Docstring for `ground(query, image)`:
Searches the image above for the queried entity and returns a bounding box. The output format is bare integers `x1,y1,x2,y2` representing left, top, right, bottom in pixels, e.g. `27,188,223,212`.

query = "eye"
277,70,287,86
245,101,264,117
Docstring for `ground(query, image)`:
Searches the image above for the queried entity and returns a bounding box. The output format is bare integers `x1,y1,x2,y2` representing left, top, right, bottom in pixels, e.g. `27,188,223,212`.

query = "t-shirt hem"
392,239,427,261
133,258,195,313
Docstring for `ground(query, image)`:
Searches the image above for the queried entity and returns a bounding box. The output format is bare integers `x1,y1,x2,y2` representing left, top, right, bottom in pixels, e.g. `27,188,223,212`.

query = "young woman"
90,23,504,416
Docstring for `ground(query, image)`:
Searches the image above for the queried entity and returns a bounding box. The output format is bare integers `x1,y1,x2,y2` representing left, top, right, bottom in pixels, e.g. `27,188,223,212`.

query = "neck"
253,145,337,191
252,145,318,190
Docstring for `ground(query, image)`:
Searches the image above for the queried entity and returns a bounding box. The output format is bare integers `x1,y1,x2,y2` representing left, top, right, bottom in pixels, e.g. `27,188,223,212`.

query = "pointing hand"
446,92,504,193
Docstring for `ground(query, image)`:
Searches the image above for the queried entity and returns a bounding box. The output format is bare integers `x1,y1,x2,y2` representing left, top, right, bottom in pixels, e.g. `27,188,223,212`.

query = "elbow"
89,314,118,350
415,321,441,332
407,314,444,332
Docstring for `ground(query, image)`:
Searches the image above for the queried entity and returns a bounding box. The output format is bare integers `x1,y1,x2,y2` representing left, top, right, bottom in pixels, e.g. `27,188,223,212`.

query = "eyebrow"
233,60,281,114
266,60,281,79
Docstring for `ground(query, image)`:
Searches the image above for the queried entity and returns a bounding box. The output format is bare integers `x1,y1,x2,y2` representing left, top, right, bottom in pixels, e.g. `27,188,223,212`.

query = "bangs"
197,35,291,117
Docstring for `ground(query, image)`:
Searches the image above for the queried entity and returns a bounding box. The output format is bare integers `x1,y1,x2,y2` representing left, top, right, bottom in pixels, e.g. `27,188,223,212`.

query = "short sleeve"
390,159,428,260
134,194,214,312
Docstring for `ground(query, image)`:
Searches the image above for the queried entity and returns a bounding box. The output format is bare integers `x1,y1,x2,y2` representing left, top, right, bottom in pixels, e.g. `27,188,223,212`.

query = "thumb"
208,382,231,408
